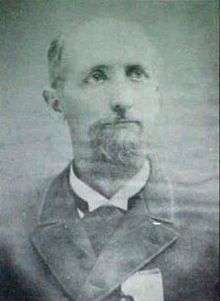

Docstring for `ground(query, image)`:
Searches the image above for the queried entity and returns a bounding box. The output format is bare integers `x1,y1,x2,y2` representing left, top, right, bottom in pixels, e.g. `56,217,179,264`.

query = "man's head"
43,17,160,177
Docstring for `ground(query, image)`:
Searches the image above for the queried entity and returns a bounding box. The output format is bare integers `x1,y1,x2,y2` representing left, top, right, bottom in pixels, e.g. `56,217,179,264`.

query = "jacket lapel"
31,161,178,301
77,193,178,301
30,166,96,300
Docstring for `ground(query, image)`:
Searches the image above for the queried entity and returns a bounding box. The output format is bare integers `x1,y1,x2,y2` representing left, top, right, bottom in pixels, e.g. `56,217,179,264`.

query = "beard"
89,121,146,172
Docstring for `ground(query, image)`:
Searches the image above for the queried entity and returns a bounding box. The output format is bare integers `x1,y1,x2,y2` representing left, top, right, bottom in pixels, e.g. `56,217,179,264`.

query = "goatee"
89,121,146,171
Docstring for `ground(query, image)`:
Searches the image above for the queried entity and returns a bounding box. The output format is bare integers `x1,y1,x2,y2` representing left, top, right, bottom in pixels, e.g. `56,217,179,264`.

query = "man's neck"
73,159,143,199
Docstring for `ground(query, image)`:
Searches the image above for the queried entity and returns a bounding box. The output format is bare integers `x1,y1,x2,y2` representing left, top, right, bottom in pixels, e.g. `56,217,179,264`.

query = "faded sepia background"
0,1,219,228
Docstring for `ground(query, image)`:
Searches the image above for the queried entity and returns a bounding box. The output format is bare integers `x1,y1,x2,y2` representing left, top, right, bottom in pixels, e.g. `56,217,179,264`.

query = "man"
1,17,218,301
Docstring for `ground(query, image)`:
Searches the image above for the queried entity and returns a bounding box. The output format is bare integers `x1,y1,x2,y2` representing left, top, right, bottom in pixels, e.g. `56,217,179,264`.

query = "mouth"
89,118,143,138
101,118,142,129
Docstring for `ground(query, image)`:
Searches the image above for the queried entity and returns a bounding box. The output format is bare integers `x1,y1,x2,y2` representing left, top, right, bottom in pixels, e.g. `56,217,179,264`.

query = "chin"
89,124,146,173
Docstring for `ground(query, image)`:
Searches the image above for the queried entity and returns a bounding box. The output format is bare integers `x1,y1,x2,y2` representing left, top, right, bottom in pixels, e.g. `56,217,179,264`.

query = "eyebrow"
89,64,110,73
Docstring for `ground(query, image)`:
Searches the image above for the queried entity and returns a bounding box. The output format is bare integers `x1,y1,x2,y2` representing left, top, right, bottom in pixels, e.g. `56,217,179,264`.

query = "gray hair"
47,35,66,89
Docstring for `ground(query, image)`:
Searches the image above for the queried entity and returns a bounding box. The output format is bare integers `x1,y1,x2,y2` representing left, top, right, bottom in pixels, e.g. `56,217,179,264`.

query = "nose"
110,85,133,118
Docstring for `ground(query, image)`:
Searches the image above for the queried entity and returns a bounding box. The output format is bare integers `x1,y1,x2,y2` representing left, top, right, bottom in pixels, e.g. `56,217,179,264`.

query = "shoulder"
0,168,72,301
143,152,174,222
38,165,78,224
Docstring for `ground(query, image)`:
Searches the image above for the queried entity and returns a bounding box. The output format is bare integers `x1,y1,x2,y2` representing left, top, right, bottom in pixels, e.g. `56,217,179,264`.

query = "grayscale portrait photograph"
0,1,219,300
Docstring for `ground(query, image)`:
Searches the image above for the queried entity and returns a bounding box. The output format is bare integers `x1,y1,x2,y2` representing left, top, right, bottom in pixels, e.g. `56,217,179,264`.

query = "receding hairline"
63,16,147,40
47,17,159,88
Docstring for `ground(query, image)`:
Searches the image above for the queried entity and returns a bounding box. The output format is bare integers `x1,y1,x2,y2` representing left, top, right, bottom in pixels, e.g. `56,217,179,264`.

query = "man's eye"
87,70,108,83
126,66,149,81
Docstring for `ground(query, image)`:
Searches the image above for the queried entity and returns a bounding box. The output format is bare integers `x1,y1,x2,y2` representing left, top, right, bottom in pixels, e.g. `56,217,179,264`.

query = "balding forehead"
66,17,145,38
75,17,145,38
65,17,150,50
63,18,156,72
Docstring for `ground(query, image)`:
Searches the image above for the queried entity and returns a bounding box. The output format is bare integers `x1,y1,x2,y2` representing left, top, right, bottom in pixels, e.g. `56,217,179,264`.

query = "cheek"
63,87,110,130
65,84,110,113
133,86,160,124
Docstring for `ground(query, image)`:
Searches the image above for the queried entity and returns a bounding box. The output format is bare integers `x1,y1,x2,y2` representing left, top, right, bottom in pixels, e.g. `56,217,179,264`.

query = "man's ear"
42,89,63,113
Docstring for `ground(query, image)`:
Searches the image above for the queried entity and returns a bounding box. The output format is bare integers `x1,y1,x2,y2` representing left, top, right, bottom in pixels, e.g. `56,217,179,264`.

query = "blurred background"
0,0,219,225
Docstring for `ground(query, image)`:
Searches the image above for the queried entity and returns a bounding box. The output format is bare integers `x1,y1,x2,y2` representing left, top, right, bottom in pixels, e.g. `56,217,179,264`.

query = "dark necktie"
75,196,89,214
75,198,135,301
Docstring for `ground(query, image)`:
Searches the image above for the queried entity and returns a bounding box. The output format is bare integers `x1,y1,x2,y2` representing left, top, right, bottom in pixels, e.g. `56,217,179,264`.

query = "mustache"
90,117,143,130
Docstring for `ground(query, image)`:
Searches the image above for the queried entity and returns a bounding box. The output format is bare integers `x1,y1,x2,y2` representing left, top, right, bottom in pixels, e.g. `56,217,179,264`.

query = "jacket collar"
39,152,174,224
69,160,150,212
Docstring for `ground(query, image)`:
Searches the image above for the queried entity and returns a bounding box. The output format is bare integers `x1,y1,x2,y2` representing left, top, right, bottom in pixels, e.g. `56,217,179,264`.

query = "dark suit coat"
0,160,218,301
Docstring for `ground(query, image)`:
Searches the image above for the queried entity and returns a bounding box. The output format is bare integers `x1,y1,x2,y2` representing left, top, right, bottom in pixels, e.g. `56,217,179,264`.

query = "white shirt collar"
69,161,150,212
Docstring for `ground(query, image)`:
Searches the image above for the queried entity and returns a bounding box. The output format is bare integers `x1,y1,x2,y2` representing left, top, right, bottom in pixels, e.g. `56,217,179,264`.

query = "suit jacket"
0,159,218,301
